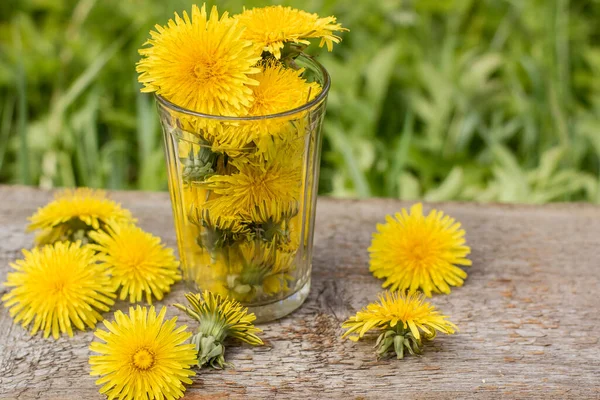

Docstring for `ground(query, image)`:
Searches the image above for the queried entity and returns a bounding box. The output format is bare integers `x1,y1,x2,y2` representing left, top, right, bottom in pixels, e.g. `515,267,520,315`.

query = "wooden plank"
0,185,599,399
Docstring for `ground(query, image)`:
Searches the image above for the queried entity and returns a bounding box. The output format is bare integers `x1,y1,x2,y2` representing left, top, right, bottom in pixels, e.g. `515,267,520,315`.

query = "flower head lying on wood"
369,203,471,297
27,188,135,246
174,291,263,368
89,222,180,304
341,291,456,359
90,306,197,400
2,242,115,339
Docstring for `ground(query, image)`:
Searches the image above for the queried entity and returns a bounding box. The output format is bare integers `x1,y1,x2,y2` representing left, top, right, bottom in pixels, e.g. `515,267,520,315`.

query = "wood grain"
0,185,598,399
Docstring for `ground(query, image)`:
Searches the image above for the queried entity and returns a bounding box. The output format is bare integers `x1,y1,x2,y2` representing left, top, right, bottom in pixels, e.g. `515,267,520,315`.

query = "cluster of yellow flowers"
2,188,263,399
137,3,347,307
91,292,263,400
341,203,471,359
137,4,345,119
16,188,181,317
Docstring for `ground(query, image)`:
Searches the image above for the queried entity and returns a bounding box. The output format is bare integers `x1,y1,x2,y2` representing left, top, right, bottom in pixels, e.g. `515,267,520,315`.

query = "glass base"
249,278,311,323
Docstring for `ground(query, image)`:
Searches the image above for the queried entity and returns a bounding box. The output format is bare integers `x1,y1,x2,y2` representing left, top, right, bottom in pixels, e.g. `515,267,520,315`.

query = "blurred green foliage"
1,0,600,202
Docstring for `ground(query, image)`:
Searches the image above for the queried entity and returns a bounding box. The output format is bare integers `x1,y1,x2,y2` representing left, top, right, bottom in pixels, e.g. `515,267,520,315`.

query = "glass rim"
155,54,331,121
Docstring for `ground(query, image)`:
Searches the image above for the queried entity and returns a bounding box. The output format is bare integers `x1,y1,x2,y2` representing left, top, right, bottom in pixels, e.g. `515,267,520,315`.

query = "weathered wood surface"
0,185,599,399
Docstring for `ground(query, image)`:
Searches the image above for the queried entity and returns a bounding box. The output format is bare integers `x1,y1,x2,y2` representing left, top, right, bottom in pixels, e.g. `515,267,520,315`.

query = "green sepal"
36,218,104,246
181,145,216,184
190,209,252,253
191,332,231,369
374,327,424,360
278,42,309,67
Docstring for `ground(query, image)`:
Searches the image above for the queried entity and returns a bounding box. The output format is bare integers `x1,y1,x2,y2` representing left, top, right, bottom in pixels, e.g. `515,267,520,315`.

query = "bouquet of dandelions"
137,4,346,310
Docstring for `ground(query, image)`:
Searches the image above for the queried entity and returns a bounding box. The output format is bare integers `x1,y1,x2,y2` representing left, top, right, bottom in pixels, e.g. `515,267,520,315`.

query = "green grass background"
1,0,600,203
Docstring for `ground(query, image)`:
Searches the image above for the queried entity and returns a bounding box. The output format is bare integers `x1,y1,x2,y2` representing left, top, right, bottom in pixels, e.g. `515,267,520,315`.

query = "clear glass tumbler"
156,54,329,322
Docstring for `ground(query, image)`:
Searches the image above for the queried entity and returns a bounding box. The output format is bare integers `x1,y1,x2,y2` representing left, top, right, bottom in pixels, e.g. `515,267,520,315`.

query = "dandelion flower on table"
89,223,180,304
89,306,197,400
27,188,135,246
2,242,115,340
174,291,263,368
341,291,456,359
236,5,347,59
137,4,260,116
369,203,471,297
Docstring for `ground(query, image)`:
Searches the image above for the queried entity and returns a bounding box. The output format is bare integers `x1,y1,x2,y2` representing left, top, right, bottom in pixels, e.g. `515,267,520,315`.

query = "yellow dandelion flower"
250,62,321,117
225,241,295,301
236,5,347,59
251,62,321,152
90,306,197,400
2,242,115,340
201,62,320,152
190,198,248,235
369,203,472,297
259,122,307,162
204,152,302,224
137,4,260,116
175,291,263,368
188,204,252,256
341,291,456,359
89,223,180,304
27,188,135,246
203,123,257,156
